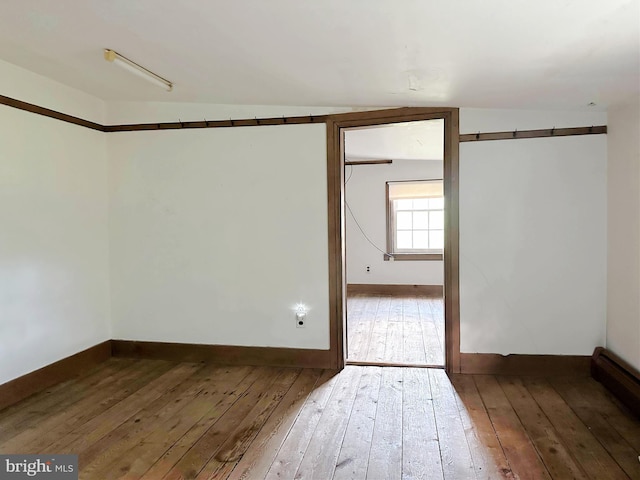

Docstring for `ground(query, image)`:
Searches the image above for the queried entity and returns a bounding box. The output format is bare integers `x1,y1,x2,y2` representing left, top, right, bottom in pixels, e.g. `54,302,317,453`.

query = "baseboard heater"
591,347,640,417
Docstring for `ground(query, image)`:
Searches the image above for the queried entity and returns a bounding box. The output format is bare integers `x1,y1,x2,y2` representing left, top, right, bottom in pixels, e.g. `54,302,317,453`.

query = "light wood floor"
1,359,639,479
347,294,445,366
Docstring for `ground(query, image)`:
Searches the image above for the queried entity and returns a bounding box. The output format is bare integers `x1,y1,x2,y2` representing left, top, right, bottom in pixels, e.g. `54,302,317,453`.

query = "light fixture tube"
104,49,173,92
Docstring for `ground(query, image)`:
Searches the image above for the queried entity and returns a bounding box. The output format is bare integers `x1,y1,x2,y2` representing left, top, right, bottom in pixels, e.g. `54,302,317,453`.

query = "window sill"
384,253,444,261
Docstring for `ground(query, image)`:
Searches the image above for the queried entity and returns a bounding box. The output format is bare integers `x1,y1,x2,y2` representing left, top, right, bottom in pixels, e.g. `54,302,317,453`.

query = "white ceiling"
0,1,637,110
345,120,444,161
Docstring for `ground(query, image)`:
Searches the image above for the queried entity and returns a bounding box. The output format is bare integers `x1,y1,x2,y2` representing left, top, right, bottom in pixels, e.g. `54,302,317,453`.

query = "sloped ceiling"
0,0,637,109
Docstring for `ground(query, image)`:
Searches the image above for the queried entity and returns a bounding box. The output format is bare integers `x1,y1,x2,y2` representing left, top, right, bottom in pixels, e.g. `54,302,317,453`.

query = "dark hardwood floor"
347,294,445,366
0,359,638,479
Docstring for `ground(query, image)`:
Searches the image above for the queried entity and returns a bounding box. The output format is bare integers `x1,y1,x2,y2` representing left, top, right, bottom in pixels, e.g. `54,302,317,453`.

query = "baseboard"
460,353,591,376
347,284,443,296
591,347,640,417
111,340,334,369
0,341,112,412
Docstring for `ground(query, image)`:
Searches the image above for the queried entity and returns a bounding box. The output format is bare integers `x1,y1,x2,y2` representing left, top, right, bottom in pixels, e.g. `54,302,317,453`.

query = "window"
387,180,444,260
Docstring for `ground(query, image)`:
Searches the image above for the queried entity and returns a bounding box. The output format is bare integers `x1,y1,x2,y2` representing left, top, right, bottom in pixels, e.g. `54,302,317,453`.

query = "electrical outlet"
366,265,371,274
295,307,306,328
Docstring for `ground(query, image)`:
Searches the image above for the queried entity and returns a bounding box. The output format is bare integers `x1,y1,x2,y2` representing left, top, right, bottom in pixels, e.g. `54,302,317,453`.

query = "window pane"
430,230,444,249
397,211,412,229
397,231,412,249
413,211,429,229
429,197,444,209
413,198,429,209
396,199,413,210
413,231,429,249
429,211,444,229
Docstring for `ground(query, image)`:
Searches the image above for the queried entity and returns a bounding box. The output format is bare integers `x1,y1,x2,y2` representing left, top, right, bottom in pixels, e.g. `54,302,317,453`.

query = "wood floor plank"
367,296,391,362
333,366,382,480
566,377,640,453
96,366,253,480
549,377,640,479
347,296,379,361
497,376,588,479
448,374,514,479
194,369,302,479
430,369,477,480
418,297,444,366
402,368,444,480
47,363,200,455
4,360,639,480
291,366,363,480
264,370,340,479
0,359,135,443
79,364,229,478
474,375,551,480
367,367,404,480
523,377,629,480
137,367,266,480
402,297,427,365
160,367,283,480
385,320,404,364
226,369,324,480
0,359,170,453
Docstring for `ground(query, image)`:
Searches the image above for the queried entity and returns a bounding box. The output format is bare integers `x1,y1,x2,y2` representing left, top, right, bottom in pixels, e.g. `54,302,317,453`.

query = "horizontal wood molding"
460,125,607,142
460,353,591,376
0,94,105,131
0,94,610,146
345,159,393,166
347,283,443,296
103,114,328,132
591,347,640,417
383,253,443,261
0,341,112,411
111,340,333,369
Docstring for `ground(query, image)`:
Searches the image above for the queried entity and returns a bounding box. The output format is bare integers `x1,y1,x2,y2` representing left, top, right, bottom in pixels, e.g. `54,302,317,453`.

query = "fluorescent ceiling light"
103,49,173,92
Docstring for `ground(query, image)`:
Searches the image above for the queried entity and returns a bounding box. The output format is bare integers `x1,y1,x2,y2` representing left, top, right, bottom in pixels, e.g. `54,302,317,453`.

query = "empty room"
0,2,639,479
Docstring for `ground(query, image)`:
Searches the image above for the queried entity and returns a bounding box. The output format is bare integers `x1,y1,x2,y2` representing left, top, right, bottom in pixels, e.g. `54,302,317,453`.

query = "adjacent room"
0,1,638,479
344,120,445,366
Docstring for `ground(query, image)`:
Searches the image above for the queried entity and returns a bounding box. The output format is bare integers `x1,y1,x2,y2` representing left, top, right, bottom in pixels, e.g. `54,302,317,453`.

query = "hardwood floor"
0,358,640,480
0,359,639,479
347,294,445,366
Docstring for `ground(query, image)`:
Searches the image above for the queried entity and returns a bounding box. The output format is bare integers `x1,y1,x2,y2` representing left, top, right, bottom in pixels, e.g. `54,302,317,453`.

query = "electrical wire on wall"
344,164,394,259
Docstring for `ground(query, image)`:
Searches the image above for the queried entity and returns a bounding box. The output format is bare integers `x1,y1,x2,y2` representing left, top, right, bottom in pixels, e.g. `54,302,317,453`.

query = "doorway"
343,120,445,367
325,108,460,373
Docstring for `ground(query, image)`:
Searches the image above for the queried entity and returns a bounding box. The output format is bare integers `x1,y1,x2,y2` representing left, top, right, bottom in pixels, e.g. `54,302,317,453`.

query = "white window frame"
386,179,444,260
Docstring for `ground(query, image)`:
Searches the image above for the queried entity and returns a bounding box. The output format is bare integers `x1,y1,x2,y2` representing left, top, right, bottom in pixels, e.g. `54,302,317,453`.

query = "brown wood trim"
104,114,328,132
345,159,393,166
460,353,591,376
460,125,607,142
383,253,443,261
0,341,112,411
346,360,445,369
111,340,333,369
444,109,461,374
591,347,640,417
328,108,460,375
0,94,105,131
347,284,443,296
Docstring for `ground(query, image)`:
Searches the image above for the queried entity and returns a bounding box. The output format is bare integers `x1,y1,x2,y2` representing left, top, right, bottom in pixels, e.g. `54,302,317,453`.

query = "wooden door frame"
325,107,460,373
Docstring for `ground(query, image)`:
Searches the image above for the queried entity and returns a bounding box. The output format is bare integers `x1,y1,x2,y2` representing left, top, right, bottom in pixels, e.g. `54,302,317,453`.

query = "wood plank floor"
1,359,639,479
347,294,445,366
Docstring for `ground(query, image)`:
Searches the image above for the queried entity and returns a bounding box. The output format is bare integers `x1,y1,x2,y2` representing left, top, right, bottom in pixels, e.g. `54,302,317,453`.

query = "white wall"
607,98,640,371
108,124,330,349
459,108,607,355
0,63,110,384
345,159,443,285
0,59,106,124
